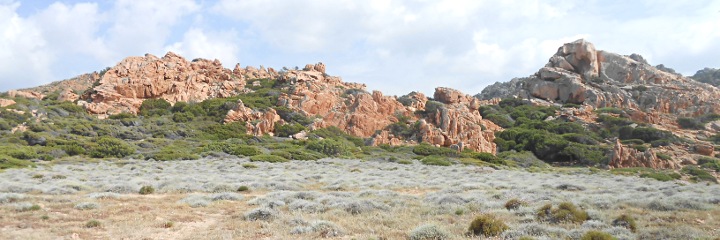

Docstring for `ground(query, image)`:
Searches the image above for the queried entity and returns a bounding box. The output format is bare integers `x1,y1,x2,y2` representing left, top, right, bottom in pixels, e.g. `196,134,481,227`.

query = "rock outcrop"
81,52,248,114
8,90,45,100
224,100,282,136
609,140,679,169
0,99,16,107
57,88,79,102
268,64,499,152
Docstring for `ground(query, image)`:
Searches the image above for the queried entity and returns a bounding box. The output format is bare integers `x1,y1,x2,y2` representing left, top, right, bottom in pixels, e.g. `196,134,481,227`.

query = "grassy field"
0,157,719,239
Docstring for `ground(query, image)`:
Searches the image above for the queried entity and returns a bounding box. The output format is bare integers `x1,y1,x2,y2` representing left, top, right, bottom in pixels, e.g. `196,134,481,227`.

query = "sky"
0,0,719,96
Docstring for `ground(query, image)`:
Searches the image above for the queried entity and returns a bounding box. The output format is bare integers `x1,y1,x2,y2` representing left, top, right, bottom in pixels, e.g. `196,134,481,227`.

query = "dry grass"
0,157,718,239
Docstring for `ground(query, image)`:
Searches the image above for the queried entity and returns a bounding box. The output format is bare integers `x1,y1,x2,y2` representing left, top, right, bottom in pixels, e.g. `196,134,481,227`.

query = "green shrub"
620,139,644,145
229,145,262,157
310,126,364,147
595,107,625,115
640,172,679,182
275,123,306,137
580,231,614,240
612,214,637,232
306,138,352,157
420,155,452,166
650,139,672,147
698,157,720,171
249,154,288,163
7,147,38,159
241,163,257,169
423,100,444,116
89,137,135,158
656,152,672,161
682,166,717,183
172,112,194,122
139,98,171,117
484,114,514,128
537,202,589,223
468,214,509,237
0,154,35,169
200,122,249,140
108,112,136,120
60,143,86,156
505,198,525,210
631,127,675,143
631,144,648,152
149,148,199,161
139,186,155,195
677,117,704,129
413,143,457,156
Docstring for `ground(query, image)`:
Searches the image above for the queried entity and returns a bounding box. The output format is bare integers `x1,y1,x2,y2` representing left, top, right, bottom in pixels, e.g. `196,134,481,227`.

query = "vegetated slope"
476,39,720,176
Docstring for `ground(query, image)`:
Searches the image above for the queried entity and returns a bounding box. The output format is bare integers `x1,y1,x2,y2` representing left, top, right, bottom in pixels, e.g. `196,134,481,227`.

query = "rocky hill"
477,39,720,169
1,39,719,179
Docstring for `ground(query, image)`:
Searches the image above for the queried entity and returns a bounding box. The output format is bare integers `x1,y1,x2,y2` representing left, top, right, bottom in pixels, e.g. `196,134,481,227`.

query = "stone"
609,140,678,169
693,144,714,156
8,90,45,100
57,88,79,102
0,99,15,107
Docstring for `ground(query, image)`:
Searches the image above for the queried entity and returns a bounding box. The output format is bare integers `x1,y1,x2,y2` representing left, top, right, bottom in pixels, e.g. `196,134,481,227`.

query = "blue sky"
1,0,719,96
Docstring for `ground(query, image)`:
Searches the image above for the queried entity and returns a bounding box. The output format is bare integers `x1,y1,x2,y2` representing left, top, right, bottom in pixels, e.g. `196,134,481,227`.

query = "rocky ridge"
478,39,720,168
32,53,500,152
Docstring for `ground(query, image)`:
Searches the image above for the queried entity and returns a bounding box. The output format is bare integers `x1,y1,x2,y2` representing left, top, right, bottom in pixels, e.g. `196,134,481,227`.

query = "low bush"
274,123,306,137
580,231,614,240
420,155,452,166
698,157,720,171
409,224,449,240
537,202,589,224
139,186,155,195
612,214,637,232
229,145,262,157
0,154,35,169
468,214,509,237
682,166,717,183
89,137,135,158
244,207,278,221
640,172,680,182
413,143,457,156
677,117,704,129
656,152,672,161
249,154,288,163
505,198,526,210
306,138,352,157
85,220,101,228
139,98,171,117
108,112,136,120
149,146,200,161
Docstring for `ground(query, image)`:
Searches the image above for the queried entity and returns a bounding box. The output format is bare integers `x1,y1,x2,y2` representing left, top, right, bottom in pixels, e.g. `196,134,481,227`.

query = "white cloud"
105,0,200,58
164,28,240,67
0,2,52,89
1,0,720,97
